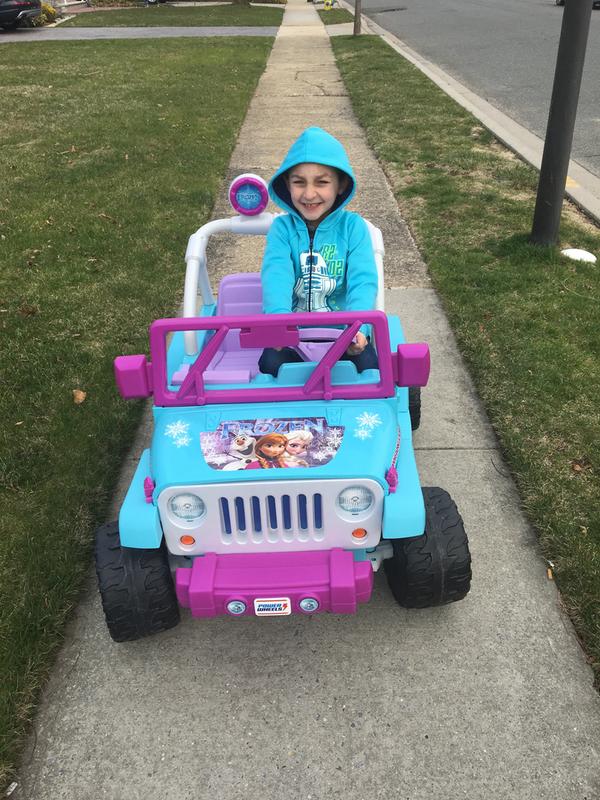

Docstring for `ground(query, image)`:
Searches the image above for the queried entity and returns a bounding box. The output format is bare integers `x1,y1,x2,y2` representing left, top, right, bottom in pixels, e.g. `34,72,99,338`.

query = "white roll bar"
364,219,385,313
182,213,385,355
183,212,275,354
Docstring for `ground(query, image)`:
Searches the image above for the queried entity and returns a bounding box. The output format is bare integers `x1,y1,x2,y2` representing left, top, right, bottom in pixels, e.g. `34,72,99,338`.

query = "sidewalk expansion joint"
414,446,499,451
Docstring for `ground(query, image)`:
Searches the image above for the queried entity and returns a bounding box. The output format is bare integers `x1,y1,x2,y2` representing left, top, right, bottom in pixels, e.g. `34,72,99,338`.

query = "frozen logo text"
220,418,326,439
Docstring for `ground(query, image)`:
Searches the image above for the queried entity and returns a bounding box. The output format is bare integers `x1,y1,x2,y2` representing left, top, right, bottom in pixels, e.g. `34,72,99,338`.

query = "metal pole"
530,0,593,246
353,0,361,35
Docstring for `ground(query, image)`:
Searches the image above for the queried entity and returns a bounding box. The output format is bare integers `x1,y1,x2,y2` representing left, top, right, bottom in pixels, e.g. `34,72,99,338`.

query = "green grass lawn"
62,4,284,26
0,35,273,788
332,35,600,685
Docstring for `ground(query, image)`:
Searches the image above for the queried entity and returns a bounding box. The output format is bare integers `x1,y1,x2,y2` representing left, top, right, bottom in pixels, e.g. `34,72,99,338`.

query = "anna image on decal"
282,430,314,468
245,434,289,469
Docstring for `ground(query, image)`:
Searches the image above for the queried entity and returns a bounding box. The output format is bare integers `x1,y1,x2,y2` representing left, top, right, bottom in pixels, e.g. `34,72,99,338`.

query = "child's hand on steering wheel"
346,331,367,356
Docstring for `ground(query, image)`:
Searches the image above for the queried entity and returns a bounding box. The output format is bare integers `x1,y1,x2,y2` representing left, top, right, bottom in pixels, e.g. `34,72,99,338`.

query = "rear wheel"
384,487,471,607
408,386,421,431
95,521,180,642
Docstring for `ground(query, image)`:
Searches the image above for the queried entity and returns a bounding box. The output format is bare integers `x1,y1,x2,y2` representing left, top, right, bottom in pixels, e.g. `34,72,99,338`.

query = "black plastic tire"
384,487,471,608
408,386,421,431
95,521,180,642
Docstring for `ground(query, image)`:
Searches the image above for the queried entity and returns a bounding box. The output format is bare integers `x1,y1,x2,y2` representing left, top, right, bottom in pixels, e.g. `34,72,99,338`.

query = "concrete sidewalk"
14,3,600,799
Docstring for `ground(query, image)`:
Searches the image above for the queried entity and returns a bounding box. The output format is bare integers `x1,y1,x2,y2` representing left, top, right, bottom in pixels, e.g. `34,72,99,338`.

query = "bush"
32,2,59,24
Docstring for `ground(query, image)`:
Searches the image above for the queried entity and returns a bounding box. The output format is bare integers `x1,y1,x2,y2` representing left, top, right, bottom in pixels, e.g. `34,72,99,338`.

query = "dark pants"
258,343,379,377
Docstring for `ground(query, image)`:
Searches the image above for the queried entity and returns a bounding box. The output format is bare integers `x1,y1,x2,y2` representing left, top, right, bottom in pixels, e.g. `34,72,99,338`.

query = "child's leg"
343,342,379,373
258,347,304,377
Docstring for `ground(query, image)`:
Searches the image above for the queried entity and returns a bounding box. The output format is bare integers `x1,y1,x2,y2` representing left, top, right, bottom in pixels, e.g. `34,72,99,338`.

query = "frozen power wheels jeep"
96,174,471,640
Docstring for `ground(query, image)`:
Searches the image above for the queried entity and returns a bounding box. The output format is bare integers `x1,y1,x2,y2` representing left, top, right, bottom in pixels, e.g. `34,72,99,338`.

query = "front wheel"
384,487,471,607
95,521,180,642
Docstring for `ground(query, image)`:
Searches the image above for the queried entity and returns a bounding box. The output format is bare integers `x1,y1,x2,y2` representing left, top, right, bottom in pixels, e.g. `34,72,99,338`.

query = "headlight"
168,493,206,522
336,486,374,515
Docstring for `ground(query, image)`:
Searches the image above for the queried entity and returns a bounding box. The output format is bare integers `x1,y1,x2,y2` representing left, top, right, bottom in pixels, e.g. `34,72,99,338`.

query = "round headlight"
168,493,206,522
337,486,374,515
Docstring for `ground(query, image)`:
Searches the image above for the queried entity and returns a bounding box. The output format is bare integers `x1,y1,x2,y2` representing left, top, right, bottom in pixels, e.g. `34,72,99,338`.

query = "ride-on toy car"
96,175,471,641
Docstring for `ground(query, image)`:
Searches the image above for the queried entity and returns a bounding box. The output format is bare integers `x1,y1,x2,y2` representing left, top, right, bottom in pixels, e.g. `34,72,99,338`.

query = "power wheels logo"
254,598,292,616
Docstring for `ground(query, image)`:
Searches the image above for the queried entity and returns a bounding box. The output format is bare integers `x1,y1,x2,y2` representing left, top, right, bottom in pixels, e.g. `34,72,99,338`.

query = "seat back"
215,272,263,317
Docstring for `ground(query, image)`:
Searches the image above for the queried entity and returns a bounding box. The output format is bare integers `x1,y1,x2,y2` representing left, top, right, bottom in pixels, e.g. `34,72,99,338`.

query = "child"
258,127,379,377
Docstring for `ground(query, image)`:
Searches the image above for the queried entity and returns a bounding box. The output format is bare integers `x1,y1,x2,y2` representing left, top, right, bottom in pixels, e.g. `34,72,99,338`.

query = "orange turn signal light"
180,535,196,546
352,528,368,540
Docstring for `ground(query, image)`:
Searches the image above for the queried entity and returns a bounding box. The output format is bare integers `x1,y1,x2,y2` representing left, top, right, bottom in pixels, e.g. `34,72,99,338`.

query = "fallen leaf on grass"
571,458,592,475
18,302,39,317
98,212,120,226
72,389,87,404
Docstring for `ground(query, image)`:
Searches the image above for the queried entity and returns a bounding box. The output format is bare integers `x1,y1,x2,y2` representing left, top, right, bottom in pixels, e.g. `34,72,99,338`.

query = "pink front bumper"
175,548,373,618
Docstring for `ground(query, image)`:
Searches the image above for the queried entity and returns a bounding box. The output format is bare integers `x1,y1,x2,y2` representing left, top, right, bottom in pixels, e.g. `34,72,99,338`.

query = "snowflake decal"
324,427,343,448
165,420,190,439
355,412,382,430
353,427,372,440
174,435,191,448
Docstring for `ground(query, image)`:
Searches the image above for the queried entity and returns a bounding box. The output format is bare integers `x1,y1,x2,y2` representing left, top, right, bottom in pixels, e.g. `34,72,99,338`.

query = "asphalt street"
352,0,600,179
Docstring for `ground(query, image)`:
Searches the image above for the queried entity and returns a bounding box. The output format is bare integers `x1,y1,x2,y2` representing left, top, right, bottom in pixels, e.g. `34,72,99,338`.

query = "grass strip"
318,8,353,24
0,35,273,787
332,35,600,684
62,4,284,26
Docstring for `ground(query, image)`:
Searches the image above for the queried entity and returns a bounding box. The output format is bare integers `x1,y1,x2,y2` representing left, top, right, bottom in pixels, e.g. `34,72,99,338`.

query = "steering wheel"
295,327,357,362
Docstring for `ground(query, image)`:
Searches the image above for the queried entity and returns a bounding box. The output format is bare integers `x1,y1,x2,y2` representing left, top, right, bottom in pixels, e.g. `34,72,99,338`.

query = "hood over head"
269,127,356,218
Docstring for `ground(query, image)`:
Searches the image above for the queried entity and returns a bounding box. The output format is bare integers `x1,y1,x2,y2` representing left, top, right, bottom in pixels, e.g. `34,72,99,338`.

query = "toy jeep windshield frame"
114,311,431,405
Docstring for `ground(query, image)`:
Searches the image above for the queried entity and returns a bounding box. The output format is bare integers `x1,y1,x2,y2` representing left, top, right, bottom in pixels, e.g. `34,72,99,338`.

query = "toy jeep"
95,175,471,641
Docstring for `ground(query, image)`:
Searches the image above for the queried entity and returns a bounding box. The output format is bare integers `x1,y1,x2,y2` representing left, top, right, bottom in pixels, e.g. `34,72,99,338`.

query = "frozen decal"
200,418,344,470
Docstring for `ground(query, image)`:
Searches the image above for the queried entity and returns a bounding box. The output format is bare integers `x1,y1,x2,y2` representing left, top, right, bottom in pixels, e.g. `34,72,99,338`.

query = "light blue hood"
269,127,356,219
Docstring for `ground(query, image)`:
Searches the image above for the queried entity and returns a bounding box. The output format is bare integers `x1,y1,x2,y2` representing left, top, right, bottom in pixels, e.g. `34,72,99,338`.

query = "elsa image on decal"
245,434,290,470
282,429,314,468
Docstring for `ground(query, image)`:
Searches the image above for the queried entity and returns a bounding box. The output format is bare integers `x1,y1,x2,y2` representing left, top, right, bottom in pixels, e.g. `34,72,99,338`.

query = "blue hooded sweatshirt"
261,127,378,323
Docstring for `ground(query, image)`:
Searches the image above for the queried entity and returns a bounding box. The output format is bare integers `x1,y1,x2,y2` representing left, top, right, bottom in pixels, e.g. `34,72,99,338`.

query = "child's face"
286,163,347,224
262,441,285,458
